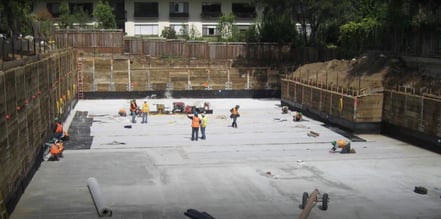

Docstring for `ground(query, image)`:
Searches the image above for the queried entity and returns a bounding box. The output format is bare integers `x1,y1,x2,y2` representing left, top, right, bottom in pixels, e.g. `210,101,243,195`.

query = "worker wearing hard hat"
187,111,201,141
330,139,351,153
141,100,150,124
53,117,64,140
200,113,207,140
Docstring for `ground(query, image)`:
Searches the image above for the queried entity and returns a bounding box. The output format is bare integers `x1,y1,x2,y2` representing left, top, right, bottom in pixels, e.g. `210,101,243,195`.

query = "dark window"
201,2,222,18
232,3,256,18
47,3,61,17
202,25,218,36
169,2,189,18
134,2,159,18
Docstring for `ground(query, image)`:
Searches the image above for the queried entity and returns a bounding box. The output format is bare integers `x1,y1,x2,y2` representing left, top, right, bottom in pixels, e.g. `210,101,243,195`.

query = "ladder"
0,193,8,219
77,58,84,99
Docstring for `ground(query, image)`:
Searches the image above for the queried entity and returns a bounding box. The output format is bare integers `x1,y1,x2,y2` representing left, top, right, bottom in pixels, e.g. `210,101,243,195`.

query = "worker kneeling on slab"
330,139,354,154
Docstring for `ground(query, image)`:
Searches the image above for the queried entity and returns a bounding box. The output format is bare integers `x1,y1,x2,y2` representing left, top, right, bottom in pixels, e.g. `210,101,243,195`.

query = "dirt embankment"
289,52,441,96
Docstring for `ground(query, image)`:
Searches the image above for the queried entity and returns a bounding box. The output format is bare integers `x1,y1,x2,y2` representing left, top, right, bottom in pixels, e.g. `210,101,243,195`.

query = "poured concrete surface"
10,99,441,219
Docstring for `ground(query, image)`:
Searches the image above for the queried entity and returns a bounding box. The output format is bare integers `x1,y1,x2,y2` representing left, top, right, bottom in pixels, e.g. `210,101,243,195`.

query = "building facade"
33,0,259,37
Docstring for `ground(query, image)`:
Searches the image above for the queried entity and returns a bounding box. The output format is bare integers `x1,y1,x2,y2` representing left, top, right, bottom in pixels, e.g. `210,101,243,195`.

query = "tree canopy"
254,0,441,55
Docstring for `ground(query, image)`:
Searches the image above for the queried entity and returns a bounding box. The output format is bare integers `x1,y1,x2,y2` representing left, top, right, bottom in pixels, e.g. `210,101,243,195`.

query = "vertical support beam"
246,70,250,90
92,58,96,91
127,59,131,91
110,58,114,91
419,96,424,131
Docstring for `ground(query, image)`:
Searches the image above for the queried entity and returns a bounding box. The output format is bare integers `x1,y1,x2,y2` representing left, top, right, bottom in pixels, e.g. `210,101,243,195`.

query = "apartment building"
33,0,259,37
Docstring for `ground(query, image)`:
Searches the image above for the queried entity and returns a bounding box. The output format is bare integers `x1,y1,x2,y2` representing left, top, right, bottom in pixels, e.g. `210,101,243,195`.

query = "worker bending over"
330,139,351,153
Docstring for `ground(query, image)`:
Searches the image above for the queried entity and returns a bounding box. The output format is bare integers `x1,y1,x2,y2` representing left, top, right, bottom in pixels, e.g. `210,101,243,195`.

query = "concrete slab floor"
10,98,441,219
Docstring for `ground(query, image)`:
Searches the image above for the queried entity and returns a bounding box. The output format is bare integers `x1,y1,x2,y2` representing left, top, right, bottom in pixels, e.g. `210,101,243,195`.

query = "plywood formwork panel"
422,98,441,136
355,95,383,122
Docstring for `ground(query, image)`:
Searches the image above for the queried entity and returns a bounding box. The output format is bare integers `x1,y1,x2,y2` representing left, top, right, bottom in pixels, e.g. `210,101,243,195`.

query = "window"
170,24,188,35
169,2,189,18
135,24,159,36
202,25,218,36
232,3,256,18
201,2,222,18
134,2,159,18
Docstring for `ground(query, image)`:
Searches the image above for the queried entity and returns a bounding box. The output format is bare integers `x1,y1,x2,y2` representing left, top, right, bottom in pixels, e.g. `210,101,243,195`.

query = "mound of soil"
288,52,441,96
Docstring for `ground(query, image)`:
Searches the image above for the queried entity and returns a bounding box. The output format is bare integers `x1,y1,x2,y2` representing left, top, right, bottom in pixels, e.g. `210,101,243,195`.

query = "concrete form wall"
0,50,77,213
382,90,441,150
280,79,383,133
78,55,280,92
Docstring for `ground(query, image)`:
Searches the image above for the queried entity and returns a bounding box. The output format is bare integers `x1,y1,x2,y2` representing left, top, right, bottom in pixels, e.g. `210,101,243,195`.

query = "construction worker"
49,140,64,161
53,117,64,140
187,111,201,141
230,105,240,128
200,113,207,140
293,111,303,121
130,99,138,123
330,139,351,153
141,100,150,124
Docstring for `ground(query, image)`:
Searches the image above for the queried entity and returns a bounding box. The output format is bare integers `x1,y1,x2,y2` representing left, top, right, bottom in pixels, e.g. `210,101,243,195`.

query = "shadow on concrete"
322,124,366,142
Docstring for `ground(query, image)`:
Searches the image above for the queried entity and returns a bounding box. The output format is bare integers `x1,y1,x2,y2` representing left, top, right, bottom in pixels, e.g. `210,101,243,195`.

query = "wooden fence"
124,39,339,64
54,31,339,64
54,30,125,49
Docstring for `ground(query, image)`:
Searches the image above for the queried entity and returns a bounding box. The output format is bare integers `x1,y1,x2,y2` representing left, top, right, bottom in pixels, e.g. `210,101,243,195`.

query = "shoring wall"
280,78,383,133
382,89,441,151
77,55,281,93
0,49,77,214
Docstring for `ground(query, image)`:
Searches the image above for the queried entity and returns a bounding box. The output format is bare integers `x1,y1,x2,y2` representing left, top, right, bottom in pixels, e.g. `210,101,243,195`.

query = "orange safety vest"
231,108,238,116
130,102,137,112
50,142,64,155
191,116,200,128
55,122,63,133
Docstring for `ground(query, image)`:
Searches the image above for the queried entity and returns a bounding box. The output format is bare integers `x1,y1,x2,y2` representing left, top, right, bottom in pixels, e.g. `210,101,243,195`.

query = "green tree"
244,25,259,43
0,0,33,36
58,1,73,29
258,13,300,45
73,6,91,29
93,0,116,29
188,24,200,40
161,26,177,39
217,13,238,42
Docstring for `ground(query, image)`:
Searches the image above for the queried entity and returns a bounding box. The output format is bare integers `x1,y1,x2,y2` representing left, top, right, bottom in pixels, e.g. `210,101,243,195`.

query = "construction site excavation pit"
10,98,441,219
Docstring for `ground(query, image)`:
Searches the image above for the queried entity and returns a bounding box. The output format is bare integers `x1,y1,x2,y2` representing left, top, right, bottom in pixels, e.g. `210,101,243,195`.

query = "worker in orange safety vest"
53,117,64,140
187,111,201,141
49,141,64,161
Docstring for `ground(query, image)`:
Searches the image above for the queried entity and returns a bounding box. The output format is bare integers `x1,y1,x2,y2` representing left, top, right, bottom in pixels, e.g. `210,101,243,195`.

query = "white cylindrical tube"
87,177,112,217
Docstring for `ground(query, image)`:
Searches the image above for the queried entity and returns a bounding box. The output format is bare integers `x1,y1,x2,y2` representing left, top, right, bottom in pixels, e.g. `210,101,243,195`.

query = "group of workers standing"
187,111,208,141
130,99,150,124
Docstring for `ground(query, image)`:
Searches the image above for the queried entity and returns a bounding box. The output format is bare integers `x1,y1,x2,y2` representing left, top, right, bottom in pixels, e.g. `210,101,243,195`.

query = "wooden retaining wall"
0,50,77,214
383,89,441,149
280,78,383,133
77,56,281,92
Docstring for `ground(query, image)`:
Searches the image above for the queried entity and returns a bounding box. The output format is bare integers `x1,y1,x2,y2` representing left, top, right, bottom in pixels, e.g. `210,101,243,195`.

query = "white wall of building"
124,0,258,37
33,0,258,37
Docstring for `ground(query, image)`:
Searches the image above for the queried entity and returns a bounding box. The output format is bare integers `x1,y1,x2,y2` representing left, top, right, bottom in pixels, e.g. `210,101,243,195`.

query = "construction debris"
307,131,320,137
414,186,428,194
